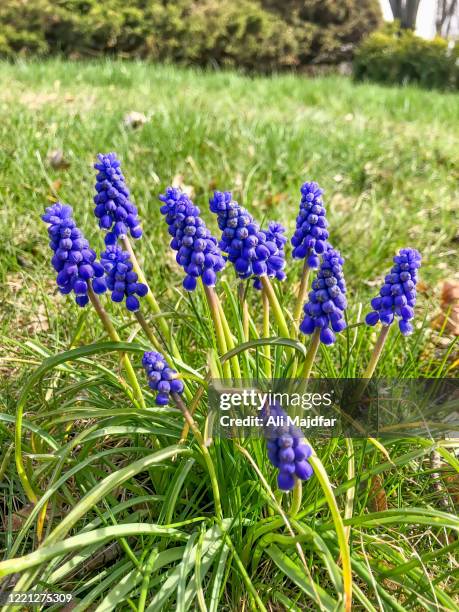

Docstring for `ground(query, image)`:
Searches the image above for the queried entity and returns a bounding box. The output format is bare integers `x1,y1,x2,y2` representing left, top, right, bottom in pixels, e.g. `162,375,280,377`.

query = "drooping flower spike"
300,246,347,345
42,202,106,307
291,181,329,268
263,403,313,491
100,244,148,312
159,187,226,291
142,351,184,406
365,248,421,336
93,153,142,245
209,191,286,287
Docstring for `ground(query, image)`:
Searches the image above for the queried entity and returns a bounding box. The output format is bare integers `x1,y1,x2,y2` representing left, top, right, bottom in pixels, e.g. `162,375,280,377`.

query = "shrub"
0,0,381,69
354,24,459,90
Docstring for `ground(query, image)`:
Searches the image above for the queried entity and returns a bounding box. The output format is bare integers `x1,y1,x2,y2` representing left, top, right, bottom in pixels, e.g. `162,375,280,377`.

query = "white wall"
379,0,437,38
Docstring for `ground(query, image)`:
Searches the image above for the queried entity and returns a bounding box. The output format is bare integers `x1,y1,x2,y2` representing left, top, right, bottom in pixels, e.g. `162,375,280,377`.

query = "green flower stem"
363,324,391,379
290,478,302,516
134,310,163,352
301,327,321,379
238,281,249,342
292,260,311,332
179,377,209,443
172,392,222,521
88,286,146,409
138,548,159,612
217,299,242,379
121,236,180,360
262,286,272,379
353,324,392,400
203,284,232,380
260,275,290,339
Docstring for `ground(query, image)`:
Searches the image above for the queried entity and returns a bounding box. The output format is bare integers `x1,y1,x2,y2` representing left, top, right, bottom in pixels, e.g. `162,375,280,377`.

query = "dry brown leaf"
431,280,459,335
47,149,70,170
172,174,194,198
443,473,459,508
7,503,51,531
367,474,388,512
123,111,148,129
264,192,287,208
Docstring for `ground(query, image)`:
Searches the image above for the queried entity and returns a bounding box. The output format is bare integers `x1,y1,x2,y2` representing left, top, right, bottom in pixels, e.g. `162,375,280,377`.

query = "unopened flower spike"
263,403,313,491
300,246,347,345
42,202,107,307
94,153,142,245
291,181,329,268
159,187,226,291
209,191,286,287
365,247,421,336
142,351,184,406
101,244,148,312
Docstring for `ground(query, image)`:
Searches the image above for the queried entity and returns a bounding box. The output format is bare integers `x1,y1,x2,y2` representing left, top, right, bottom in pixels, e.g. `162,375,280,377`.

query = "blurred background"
0,0,458,87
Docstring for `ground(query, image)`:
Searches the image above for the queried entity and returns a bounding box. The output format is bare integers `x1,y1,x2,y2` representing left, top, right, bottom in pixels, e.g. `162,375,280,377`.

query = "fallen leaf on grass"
172,174,194,198
431,280,459,335
47,149,70,170
368,475,388,512
7,503,52,531
264,192,287,208
123,111,148,128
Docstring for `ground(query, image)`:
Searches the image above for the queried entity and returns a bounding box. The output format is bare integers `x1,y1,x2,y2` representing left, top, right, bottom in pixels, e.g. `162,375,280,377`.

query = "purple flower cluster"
93,153,142,245
264,403,313,491
291,181,329,268
253,221,287,290
365,248,421,336
159,187,226,291
300,247,347,345
42,202,106,307
142,351,184,406
209,191,286,287
101,245,148,312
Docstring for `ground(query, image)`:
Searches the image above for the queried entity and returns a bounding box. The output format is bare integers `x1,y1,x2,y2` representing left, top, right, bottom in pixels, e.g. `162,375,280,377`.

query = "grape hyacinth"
291,181,329,268
253,221,287,290
93,153,142,245
300,247,347,345
209,191,286,287
42,202,106,307
365,248,421,336
100,244,148,312
159,187,226,291
263,403,313,491
142,351,184,406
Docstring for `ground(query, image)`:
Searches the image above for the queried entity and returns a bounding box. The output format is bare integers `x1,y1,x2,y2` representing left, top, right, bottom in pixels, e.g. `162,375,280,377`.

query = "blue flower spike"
94,153,142,245
365,248,421,336
264,403,314,491
159,187,226,291
100,244,148,312
291,181,329,268
142,351,184,406
42,202,107,307
299,246,347,345
209,191,286,288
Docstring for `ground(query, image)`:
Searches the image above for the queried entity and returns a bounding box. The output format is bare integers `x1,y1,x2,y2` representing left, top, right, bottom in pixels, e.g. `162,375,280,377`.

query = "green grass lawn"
0,60,458,345
0,60,458,610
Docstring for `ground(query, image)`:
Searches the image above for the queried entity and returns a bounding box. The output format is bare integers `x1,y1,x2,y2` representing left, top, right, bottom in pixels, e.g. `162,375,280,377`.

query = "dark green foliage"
0,0,381,69
354,23,459,90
